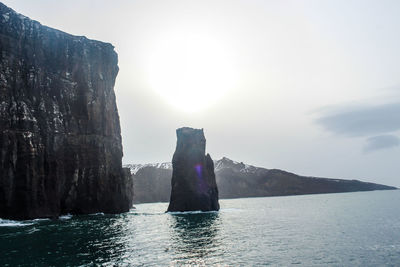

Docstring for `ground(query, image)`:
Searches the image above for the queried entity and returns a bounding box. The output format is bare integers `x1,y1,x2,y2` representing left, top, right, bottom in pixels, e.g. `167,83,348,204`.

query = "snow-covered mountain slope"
213,157,265,173
124,157,264,175
125,162,172,175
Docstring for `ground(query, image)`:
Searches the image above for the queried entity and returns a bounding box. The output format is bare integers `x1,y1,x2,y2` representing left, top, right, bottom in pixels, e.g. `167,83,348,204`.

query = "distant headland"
127,157,397,204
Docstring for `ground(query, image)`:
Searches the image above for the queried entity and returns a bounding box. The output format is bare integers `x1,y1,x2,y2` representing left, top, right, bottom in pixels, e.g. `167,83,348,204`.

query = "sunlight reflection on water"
1,190,400,266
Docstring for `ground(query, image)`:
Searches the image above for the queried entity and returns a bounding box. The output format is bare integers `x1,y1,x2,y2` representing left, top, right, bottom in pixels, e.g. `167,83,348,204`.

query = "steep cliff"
167,127,219,212
0,3,133,219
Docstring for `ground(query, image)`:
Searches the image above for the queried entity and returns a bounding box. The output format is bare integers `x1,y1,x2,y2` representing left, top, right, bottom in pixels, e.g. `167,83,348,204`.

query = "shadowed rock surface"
167,127,219,212
127,165,171,203
0,3,133,220
127,157,397,204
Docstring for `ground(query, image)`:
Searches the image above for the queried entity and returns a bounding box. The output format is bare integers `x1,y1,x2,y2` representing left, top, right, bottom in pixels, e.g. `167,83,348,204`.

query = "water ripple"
1,190,400,266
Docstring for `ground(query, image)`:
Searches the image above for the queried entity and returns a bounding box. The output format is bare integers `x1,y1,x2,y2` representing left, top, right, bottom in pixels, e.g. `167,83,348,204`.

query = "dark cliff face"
133,167,171,203
167,127,219,212
0,3,133,219
128,157,396,203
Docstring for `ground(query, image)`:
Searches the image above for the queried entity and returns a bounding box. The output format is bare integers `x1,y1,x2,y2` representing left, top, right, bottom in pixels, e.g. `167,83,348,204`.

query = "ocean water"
1,190,400,266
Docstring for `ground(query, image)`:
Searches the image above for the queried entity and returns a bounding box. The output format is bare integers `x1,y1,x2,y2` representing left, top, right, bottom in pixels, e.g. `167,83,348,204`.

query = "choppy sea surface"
1,190,400,266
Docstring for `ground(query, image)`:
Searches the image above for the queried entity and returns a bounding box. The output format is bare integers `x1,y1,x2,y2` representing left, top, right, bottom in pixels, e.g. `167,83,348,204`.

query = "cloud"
315,102,400,137
364,135,400,152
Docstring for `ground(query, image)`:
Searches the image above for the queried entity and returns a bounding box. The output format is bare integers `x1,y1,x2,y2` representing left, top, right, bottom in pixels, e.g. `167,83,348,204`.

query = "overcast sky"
4,0,400,187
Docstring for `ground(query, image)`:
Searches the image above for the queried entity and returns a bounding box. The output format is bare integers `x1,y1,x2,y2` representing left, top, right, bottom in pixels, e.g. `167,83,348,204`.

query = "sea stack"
167,127,219,212
0,3,133,220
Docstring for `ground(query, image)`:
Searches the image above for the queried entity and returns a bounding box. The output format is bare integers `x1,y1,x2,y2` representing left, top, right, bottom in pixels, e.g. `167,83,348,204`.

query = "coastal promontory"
167,127,219,212
0,3,133,220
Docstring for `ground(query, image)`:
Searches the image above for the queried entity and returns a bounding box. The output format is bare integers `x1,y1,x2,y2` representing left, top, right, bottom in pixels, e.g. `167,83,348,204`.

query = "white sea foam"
130,210,164,216
32,218,51,222
0,219,34,227
59,214,72,220
167,210,219,215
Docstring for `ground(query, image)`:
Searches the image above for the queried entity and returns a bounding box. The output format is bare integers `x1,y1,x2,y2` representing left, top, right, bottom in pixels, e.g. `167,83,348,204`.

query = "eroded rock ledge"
0,3,133,220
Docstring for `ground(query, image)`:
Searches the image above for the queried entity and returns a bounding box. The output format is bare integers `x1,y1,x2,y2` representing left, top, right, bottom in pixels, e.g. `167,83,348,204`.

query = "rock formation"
214,157,397,198
0,3,133,220
167,127,219,212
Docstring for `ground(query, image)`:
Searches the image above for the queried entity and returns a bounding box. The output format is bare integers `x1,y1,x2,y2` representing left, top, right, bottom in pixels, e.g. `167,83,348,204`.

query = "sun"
146,30,237,113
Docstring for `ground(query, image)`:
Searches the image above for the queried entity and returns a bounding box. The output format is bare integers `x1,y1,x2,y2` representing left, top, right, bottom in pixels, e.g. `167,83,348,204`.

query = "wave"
130,211,165,216
26,227,40,234
167,210,219,215
0,219,34,227
32,218,51,222
89,212,105,216
59,214,73,220
220,208,242,213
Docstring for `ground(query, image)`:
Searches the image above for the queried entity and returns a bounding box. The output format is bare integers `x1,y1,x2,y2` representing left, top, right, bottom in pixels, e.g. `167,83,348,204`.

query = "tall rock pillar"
167,127,219,212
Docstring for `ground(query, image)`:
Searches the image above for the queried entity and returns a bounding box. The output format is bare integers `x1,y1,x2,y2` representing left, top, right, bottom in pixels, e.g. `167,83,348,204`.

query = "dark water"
1,190,400,266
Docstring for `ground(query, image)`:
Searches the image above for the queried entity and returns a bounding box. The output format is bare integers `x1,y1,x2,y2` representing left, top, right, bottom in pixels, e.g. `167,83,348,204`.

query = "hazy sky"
3,0,400,187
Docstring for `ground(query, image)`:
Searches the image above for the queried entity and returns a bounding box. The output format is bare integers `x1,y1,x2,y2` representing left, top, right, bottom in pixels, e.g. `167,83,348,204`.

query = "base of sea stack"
167,183,220,212
167,202,219,213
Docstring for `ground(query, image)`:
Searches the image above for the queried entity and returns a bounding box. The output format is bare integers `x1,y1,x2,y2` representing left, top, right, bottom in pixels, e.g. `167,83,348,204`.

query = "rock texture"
0,3,133,220
127,157,397,203
214,157,397,198
131,166,171,203
167,127,219,212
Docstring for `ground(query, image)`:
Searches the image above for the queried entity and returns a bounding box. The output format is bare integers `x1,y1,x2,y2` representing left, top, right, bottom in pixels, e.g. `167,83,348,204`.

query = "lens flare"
195,163,203,179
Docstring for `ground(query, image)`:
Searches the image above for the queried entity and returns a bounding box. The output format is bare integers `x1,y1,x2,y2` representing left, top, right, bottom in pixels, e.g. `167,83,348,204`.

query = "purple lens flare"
195,163,203,179
194,163,207,193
